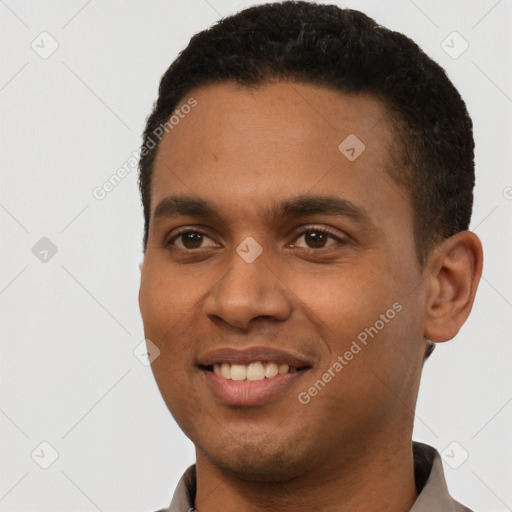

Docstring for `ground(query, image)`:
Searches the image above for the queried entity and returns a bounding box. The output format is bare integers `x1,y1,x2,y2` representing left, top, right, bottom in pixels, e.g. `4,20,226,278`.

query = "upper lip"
197,346,314,368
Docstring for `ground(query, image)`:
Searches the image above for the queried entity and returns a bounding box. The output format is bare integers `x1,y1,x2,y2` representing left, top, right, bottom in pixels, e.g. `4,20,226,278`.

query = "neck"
194,435,418,512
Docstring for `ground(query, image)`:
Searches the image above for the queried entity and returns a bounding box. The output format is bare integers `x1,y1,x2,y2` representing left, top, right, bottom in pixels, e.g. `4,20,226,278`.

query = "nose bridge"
204,247,292,329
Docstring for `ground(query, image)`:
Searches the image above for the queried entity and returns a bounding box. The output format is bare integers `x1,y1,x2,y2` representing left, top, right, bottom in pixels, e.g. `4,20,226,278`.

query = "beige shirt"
156,441,474,512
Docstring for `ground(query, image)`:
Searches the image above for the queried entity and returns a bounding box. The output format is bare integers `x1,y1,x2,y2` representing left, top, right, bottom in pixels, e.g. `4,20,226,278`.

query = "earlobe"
423,231,483,343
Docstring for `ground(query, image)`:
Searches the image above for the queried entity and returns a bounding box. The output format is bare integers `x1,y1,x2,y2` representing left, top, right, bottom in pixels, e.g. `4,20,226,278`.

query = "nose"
203,249,293,331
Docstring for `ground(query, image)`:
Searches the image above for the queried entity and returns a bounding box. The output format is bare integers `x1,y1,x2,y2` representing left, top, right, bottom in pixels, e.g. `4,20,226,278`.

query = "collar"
157,441,474,512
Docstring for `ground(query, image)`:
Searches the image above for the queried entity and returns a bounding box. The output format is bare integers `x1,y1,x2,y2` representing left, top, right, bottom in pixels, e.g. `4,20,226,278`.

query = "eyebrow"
153,194,375,230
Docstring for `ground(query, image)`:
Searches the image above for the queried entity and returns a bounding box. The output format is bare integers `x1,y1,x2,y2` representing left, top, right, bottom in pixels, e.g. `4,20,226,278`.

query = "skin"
138,81,483,512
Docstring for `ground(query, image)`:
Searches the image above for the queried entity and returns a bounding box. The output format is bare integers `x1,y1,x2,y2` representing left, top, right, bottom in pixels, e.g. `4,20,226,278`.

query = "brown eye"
303,230,329,249
179,232,204,249
167,230,216,250
292,228,346,250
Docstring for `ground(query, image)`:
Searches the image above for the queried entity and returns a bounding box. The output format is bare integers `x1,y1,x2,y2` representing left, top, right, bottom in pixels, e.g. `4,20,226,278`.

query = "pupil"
306,231,326,248
183,233,202,249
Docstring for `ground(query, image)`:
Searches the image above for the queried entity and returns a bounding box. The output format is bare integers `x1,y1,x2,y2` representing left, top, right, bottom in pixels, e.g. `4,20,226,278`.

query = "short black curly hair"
138,0,475,271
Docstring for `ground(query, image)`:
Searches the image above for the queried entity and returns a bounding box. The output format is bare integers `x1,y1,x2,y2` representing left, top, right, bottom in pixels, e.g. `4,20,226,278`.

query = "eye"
291,227,346,250
166,230,218,250
165,226,347,252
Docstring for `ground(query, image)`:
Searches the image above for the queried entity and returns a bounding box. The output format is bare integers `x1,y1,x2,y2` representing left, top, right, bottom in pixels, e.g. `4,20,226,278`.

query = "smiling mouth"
201,361,310,381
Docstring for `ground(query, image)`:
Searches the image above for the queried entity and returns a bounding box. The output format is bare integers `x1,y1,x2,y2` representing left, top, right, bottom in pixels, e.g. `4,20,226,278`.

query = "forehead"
150,81,407,225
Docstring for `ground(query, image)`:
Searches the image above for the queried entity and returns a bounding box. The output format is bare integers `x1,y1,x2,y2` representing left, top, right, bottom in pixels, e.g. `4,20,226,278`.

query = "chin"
196,431,310,483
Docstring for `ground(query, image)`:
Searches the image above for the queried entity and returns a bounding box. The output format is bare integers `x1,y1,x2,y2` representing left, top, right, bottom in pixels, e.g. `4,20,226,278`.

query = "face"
138,81,428,481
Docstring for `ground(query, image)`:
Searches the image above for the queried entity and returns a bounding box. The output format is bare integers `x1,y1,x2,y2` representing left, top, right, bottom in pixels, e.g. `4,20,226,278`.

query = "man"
137,2,483,511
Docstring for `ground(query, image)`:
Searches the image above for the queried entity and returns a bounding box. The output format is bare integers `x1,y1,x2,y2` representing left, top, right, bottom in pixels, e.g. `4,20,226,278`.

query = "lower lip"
201,369,308,406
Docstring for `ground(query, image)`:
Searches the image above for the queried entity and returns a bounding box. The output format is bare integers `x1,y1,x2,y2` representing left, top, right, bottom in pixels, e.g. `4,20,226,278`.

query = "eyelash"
165,226,347,252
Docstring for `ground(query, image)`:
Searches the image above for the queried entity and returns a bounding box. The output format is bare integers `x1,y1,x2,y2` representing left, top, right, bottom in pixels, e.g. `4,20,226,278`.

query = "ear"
423,231,483,342
138,255,145,313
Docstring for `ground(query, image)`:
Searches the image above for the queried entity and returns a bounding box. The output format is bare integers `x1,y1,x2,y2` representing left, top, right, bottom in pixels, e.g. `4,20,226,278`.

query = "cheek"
140,272,201,425
140,265,197,333
289,260,417,382
288,261,395,332
139,272,193,396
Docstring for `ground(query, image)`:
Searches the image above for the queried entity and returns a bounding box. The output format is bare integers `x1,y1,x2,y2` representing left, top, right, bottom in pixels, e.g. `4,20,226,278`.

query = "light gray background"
1,0,511,511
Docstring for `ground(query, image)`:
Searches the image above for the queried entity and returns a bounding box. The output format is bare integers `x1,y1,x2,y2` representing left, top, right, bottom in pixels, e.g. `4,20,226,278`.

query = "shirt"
155,441,474,512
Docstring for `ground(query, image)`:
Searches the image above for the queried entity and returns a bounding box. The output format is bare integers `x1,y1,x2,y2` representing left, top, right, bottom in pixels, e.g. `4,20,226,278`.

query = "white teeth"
278,364,289,375
265,362,279,378
220,362,231,379
212,361,297,381
246,362,265,381
230,364,247,381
